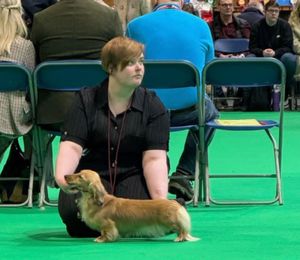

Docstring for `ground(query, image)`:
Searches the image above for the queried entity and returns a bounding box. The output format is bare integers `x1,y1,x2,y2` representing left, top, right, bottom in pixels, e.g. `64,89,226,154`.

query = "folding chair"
214,38,249,55
0,62,36,207
213,38,250,109
142,60,203,206
201,57,285,206
32,60,107,207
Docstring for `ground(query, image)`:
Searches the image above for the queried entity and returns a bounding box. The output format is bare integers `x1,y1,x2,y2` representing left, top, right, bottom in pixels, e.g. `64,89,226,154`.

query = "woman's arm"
55,140,83,192
142,149,168,199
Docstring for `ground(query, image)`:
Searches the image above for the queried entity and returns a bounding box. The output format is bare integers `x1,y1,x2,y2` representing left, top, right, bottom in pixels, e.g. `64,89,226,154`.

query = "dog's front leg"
94,219,119,243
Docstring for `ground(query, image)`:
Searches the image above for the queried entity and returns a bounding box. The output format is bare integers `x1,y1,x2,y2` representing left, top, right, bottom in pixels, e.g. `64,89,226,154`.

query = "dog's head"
64,170,107,203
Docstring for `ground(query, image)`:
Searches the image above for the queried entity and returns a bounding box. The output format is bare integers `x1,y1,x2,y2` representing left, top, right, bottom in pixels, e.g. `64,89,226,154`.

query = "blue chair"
214,38,249,55
32,60,107,207
142,60,203,206
201,57,285,206
0,62,36,207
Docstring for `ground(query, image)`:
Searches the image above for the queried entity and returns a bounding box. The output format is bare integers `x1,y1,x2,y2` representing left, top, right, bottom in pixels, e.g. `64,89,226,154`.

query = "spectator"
55,36,170,237
114,0,152,32
126,0,219,201
288,0,300,83
0,0,35,159
0,0,35,203
21,0,57,28
30,0,123,130
210,0,251,106
211,0,251,57
182,2,199,16
249,0,296,98
238,0,264,27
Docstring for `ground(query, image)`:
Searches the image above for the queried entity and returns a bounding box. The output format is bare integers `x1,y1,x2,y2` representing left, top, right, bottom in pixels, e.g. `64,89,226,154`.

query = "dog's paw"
174,234,200,242
94,236,107,243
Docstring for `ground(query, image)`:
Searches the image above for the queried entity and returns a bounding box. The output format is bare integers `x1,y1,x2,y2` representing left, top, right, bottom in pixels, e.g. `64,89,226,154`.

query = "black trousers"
58,174,150,237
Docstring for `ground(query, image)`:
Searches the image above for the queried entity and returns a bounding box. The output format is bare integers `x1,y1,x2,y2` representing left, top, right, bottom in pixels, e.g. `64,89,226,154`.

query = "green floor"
1,112,300,259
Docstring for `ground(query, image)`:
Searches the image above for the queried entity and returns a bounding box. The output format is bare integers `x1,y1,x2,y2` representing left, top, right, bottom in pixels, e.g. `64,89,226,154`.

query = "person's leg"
0,136,14,161
280,52,297,98
169,97,219,200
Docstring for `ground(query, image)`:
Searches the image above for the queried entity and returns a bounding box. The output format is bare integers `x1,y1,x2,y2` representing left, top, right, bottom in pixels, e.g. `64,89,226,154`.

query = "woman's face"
112,54,145,88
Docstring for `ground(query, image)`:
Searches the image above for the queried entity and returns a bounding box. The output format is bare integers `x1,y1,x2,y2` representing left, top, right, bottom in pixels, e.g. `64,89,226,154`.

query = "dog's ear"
88,181,107,204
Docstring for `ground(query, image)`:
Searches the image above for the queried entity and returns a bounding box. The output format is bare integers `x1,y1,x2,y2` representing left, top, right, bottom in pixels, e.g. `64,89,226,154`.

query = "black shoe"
168,172,194,201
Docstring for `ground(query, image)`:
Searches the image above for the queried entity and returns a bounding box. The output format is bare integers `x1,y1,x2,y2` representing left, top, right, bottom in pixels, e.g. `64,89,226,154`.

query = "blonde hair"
0,0,27,54
101,36,144,73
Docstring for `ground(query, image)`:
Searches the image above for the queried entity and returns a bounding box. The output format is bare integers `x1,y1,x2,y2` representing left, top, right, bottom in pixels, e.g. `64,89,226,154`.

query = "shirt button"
111,147,114,151
112,162,115,167
114,126,118,130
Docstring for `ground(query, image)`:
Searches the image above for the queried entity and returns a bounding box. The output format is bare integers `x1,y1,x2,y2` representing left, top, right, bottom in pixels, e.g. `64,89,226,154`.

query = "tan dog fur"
64,170,199,243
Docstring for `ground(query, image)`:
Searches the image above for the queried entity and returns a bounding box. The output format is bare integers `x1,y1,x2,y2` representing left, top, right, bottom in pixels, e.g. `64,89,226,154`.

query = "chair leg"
193,149,200,207
38,133,58,207
205,129,282,206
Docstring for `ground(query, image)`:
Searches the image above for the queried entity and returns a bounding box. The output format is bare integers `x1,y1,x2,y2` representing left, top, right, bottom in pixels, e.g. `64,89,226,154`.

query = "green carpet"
1,111,300,259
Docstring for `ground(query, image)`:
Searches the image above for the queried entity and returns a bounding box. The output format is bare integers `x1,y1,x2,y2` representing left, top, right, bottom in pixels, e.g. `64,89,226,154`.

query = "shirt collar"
96,78,144,112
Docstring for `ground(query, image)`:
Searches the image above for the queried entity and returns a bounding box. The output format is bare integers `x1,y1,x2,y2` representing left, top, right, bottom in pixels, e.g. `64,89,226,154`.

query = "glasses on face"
267,9,280,14
220,3,233,7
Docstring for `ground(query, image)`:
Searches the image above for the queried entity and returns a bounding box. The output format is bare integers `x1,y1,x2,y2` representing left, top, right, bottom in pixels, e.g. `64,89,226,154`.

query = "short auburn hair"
101,36,144,73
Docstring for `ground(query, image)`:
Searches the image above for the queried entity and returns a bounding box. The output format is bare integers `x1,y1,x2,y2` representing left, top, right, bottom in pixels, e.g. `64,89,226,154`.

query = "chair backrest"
33,60,107,91
142,60,200,110
0,62,32,91
203,57,285,88
214,38,249,54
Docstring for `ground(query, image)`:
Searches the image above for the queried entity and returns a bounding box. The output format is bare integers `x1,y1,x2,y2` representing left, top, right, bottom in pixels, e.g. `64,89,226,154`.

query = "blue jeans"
248,53,297,96
170,96,219,176
280,52,297,94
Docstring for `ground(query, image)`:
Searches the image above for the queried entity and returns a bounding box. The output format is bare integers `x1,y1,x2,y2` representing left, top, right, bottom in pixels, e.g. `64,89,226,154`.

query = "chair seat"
207,119,278,131
170,125,199,132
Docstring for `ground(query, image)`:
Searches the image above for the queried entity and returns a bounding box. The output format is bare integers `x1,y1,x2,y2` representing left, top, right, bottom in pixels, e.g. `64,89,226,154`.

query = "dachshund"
64,169,199,243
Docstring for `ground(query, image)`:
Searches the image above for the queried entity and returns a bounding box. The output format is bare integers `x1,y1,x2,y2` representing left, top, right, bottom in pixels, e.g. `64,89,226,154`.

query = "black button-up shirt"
61,79,170,183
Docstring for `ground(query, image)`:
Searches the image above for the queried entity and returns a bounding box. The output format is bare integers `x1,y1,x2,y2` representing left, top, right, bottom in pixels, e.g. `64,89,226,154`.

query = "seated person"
210,0,251,105
288,0,300,84
55,37,170,237
238,0,264,27
126,0,219,201
0,0,36,203
30,0,123,130
249,0,296,99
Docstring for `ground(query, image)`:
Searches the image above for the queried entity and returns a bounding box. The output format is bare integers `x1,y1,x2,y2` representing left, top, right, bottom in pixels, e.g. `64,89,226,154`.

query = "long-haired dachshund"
64,170,199,243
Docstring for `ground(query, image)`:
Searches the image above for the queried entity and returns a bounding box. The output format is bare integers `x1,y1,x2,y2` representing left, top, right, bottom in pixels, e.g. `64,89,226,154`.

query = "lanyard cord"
107,103,130,194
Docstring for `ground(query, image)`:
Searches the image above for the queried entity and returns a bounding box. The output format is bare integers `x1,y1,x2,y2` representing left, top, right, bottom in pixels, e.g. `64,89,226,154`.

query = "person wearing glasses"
211,0,251,54
210,0,251,109
249,0,296,101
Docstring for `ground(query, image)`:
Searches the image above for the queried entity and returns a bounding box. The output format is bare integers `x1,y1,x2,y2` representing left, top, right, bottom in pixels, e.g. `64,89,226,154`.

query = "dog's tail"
177,206,192,232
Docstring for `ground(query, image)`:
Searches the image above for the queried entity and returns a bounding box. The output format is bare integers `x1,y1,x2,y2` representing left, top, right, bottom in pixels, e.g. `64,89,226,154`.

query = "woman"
0,0,35,162
289,0,300,82
0,0,35,204
55,36,170,237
